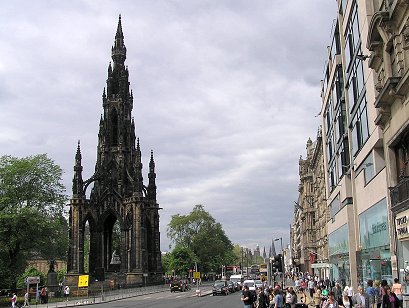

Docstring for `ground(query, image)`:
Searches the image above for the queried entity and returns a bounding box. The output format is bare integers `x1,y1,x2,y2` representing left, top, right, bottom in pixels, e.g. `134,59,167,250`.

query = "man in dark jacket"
241,285,253,308
257,287,268,308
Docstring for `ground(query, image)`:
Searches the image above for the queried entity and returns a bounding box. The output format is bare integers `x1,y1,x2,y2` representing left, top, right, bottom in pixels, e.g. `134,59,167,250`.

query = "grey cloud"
1,0,335,252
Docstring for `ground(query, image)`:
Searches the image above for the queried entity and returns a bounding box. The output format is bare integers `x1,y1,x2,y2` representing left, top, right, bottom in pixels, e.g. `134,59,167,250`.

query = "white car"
254,280,263,288
243,279,256,291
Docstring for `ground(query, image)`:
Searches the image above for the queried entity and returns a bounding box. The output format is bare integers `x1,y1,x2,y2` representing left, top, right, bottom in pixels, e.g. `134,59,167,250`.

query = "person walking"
258,287,268,308
313,287,322,308
382,286,400,308
64,285,70,301
273,288,284,308
353,286,370,308
241,285,253,308
289,287,297,308
342,291,353,308
344,283,354,304
11,293,17,308
332,282,342,305
392,279,402,302
23,291,29,307
374,281,382,308
322,292,339,308
309,279,316,300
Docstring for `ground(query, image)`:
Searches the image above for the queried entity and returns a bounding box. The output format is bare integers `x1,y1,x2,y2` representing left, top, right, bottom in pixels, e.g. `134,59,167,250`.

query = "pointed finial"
150,150,154,160
75,140,82,161
116,14,123,39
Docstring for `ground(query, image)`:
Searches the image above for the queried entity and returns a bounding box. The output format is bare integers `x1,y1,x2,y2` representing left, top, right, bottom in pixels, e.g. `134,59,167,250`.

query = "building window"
347,59,366,113
330,22,341,61
344,3,361,72
330,194,341,219
393,130,409,180
329,223,349,255
358,198,389,250
339,0,349,16
351,98,369,156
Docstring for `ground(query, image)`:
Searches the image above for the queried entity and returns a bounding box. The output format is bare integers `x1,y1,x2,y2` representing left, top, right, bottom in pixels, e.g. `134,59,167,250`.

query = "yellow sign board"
193,271,200,279
78,275,89,287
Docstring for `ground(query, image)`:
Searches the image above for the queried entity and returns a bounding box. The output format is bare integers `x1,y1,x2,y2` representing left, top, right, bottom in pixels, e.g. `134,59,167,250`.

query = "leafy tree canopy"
0,154,68,290
167,204,235,274
168,245,198,277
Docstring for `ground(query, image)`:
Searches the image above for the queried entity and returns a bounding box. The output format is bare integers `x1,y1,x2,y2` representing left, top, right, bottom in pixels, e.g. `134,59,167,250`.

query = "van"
229,274,243,284
230,274,243,290
243,279,256,291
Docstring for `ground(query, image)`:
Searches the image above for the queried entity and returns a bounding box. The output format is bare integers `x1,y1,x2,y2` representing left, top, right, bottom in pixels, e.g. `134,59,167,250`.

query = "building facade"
321,0,391,288
290,0,409,289
66,16,162,286
368,0,409,283
292,130,329,277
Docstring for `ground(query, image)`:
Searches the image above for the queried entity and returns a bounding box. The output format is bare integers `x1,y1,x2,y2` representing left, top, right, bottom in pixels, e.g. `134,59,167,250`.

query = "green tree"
168,245,197,277
161,252,173,276
167,205,235,274
16,266,46,289
0,154,68,290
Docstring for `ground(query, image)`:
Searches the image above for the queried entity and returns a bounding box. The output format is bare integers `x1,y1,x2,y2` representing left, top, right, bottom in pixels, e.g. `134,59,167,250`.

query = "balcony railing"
390,177,409,209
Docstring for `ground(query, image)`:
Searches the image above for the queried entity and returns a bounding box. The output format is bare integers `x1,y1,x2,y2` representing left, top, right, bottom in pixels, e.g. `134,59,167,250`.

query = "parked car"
226,280,235,293
170,279,189,292
212,280,229,296
232,281,241,291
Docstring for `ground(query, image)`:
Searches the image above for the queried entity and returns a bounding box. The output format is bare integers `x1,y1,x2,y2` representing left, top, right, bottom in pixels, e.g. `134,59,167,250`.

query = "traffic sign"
26,276,40,284
78,275,89,287
193,271,200,279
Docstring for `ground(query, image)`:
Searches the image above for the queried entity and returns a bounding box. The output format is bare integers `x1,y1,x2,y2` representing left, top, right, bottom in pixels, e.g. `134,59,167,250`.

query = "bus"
250,264,260,278
260,263,268,281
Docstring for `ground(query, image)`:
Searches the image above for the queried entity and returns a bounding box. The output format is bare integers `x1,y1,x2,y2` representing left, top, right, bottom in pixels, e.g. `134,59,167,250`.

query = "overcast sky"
0,1,336,254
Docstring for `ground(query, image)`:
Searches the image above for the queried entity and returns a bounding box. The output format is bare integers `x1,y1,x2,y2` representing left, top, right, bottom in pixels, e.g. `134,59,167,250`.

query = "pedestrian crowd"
241,273,404,308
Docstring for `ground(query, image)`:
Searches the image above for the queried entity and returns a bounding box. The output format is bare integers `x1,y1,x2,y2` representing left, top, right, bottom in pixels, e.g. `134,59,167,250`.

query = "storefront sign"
396,210,409,240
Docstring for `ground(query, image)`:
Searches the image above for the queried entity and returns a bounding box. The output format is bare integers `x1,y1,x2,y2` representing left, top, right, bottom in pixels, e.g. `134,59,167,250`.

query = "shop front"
357,198,391,285
329,224,350,286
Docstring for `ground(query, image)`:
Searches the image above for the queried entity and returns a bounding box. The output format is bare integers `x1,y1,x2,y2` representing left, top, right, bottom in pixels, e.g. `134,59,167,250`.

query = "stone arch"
100,209,123,271
81,212,98,274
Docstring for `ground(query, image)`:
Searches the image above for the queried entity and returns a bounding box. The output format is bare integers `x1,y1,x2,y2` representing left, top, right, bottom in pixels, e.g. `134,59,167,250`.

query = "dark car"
212,280,229,296
226,280,235,293
170,280,188,292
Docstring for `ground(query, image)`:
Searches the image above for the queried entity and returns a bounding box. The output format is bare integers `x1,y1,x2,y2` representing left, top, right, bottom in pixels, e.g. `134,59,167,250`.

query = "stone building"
292,129,328,276
66,16,162,286
291,0,409,288
368,0,409,280
320,0,391,288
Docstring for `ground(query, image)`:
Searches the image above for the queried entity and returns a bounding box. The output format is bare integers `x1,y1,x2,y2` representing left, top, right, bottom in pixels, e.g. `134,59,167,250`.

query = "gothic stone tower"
67,16,162,285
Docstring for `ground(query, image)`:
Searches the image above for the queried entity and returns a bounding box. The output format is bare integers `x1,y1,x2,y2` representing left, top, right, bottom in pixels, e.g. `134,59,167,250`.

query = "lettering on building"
396,212,409,240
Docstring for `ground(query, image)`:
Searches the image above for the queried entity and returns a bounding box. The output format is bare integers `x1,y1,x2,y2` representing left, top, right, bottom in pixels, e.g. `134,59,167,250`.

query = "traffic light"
272,254,283,273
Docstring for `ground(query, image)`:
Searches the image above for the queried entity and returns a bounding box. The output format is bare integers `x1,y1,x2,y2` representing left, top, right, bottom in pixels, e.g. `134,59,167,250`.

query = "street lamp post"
274,237,284,288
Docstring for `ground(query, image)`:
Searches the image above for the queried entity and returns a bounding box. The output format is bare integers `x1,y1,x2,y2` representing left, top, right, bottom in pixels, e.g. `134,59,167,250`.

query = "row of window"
324,0,369,191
